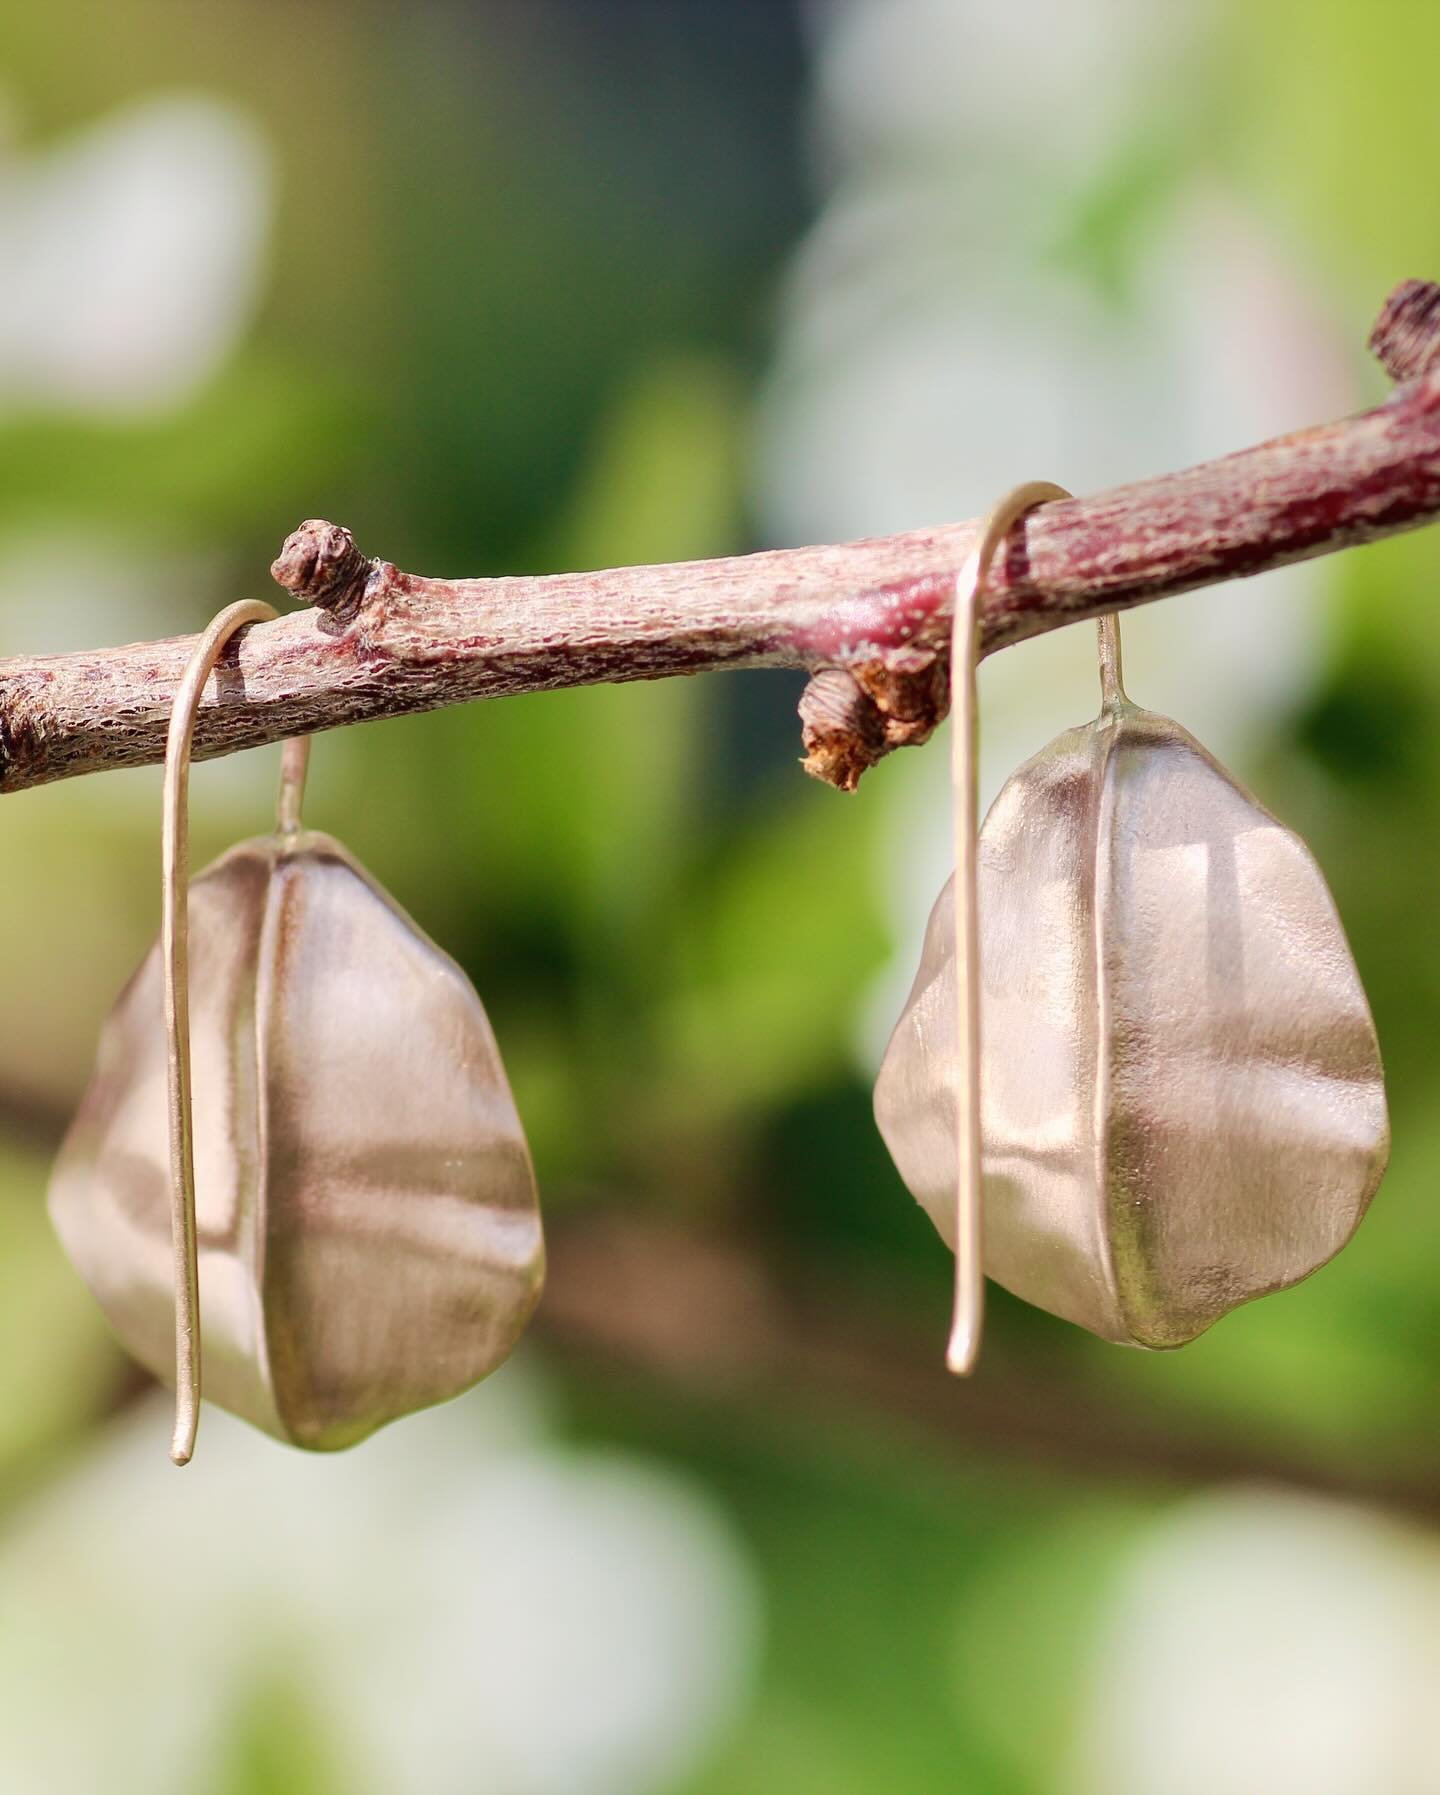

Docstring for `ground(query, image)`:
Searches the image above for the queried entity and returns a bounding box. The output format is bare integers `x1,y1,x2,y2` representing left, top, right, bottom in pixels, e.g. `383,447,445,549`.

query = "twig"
544,1215,1440,1523
1370,278,1440,383
3,280,1440,796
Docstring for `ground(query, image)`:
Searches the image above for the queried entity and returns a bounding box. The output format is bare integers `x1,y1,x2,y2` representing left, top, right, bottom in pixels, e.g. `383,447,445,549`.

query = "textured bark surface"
4,281,1440,795
1369,279,1440,383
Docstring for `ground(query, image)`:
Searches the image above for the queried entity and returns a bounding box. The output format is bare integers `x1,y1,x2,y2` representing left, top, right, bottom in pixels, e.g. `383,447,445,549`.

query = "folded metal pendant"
50,600,542,1460
49,826,544,1448
875,623,1389,1349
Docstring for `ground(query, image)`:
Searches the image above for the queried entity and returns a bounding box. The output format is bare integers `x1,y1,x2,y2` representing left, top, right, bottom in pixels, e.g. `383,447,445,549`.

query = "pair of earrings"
47,487,1393,1457
49,600,544,1463
876,483,1391,1368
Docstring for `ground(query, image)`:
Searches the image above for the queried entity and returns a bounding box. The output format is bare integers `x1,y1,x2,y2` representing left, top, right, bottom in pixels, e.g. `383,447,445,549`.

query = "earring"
49,600,544,1462
874,485,1388,1366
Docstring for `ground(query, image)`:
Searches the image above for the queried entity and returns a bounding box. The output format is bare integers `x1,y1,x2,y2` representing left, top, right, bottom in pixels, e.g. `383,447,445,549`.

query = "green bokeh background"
4,3,1440,1791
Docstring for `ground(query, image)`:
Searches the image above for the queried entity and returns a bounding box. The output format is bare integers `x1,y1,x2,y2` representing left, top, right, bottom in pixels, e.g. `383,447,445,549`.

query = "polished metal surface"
158,598,282,1461
50,829,544,1449
945,481,1074,1373
875,624,1389,1348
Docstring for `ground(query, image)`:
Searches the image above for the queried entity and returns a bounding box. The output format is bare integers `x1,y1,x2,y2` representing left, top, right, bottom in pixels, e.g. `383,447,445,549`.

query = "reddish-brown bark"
1369,278,1440,383
4,280,1440,795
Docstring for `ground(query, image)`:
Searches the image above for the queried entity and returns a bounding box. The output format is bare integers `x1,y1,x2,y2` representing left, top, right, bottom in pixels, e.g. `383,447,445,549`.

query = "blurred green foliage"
6,1,1440,1791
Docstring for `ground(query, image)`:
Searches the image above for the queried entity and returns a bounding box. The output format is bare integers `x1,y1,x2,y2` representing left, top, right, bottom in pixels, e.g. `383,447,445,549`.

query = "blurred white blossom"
809,0,1205,190
0,93,271,416
1067,1489,1440,1795
0,1367,761,1795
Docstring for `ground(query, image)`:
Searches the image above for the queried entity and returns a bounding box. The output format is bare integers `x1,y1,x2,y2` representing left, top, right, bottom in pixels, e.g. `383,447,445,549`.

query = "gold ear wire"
946,480,1073,1375
163,599,281,1464
276,737,311,836
1098,613,1127,711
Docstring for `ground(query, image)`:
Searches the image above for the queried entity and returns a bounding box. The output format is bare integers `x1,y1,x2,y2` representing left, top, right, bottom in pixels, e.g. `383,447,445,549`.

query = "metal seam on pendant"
1088,693,1126,1343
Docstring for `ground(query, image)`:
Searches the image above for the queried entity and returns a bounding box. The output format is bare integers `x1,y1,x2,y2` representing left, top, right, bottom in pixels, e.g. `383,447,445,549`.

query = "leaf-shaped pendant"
875,664,1389,1348
49,829,544,1448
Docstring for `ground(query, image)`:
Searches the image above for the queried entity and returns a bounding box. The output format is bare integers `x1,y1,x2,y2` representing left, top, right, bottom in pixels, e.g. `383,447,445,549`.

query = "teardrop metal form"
49,604,544,1459
875,585,1389,1351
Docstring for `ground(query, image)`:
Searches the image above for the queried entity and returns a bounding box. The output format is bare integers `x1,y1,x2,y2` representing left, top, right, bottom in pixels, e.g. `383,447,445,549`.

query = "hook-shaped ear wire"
946,480,1073,1375
163,598,279,1464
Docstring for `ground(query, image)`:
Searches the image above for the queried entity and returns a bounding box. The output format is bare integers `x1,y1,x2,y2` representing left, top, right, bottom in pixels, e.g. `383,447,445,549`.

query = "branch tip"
271,519,372,618
1370,279,1440,385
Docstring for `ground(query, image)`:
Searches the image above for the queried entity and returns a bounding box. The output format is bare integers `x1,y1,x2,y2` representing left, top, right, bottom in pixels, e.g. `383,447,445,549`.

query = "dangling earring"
50,600,544,1461
875,485,1388,1365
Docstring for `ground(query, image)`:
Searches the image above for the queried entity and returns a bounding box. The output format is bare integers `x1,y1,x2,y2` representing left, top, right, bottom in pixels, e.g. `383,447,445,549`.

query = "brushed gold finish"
50,607,543,1457
160,600,281,1463
876,607,1389,1349
947,482,1073,1373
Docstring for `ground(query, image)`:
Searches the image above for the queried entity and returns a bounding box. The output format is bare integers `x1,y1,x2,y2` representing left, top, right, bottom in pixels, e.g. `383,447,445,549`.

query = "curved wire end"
946,1208,984,1377
945,1310,982,1378
170,1412,197,1467
170,1318,200,1463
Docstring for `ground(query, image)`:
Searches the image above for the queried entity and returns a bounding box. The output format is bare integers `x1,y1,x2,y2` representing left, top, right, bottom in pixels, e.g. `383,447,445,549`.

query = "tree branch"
545,1215,1440,1523
4,280,1440,796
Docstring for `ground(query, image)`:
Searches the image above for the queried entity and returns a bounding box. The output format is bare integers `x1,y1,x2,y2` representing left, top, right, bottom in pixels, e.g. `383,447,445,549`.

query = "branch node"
799,648,949,790
1369,279,1440,384
799,669,887,791
271,520,374,621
